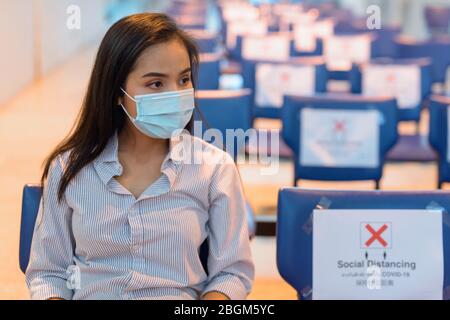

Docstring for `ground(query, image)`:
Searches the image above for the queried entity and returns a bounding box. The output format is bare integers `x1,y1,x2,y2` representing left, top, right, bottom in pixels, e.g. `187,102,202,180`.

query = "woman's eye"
148,81,163,89
180,77,191,85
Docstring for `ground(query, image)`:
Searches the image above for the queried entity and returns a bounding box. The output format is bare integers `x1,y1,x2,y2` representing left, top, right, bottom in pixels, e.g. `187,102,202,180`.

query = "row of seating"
198,55,433,123
195,90,450,189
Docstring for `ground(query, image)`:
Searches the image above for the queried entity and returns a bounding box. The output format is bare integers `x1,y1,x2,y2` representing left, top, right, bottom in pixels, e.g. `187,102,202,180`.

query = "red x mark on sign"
365,224,388,248
334,120,346,133
386,73,397,83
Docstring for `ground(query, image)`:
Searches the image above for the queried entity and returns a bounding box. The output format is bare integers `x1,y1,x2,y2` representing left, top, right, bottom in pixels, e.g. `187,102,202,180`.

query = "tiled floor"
0,46,444,300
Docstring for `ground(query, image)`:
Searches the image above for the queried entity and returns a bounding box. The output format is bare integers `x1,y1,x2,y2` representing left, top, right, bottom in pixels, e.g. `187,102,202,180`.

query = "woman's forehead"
133,39,191,75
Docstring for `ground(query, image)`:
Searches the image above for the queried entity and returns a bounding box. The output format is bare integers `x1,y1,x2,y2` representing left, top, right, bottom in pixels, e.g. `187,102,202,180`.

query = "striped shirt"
25,131,254,300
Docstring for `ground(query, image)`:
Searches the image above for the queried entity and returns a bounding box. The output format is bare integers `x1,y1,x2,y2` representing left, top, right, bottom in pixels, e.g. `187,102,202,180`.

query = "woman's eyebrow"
142,72,168,78
141,68,191,78
179,67,191,75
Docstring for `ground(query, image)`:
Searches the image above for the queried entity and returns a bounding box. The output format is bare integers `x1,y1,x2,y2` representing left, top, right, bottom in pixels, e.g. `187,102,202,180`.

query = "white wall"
0,0,110,106
0,0,34,106
37,0,109,75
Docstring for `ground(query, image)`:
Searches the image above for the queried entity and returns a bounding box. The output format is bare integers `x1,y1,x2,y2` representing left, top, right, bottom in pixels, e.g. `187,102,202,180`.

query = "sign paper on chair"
242,34,290,62
313,209,444,300
324,34,371,71
294,19,334,52
226,20,267,49
255,64,315,107
300,108,379,167
222,5,260,22
363,65,421,109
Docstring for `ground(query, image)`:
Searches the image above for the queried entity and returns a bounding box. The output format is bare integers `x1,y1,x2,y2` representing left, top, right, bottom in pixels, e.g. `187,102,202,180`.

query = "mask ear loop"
119,88,137,121
120,87,137,102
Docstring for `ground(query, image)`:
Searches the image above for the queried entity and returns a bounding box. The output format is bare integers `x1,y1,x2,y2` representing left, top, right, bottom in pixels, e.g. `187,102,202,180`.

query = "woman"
25,13,254,300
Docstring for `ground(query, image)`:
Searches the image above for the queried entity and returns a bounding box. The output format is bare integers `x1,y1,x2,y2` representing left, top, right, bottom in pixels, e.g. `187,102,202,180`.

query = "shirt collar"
93,130,186,188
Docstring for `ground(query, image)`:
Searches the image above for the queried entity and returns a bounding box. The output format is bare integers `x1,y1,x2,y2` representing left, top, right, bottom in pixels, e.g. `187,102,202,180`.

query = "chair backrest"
277,188,450,300
19,185,42,273
324,33,375,81
425,6,450,31
195,89,253,160
429,95,450,188
395,35,450,84
241,57,328,119
198,53,221,90
188,29,219,54
334,19,401,58
281,94,398,184
351,57,432,122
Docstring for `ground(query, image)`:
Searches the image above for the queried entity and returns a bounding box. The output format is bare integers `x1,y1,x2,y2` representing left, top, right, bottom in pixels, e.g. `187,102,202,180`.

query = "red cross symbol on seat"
334,120,346,133
365,224,388,248
386,73,396,83
281,72,290,83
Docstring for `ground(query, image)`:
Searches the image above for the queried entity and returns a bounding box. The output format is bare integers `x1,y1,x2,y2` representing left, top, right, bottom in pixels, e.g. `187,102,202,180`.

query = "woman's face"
119,38,193,118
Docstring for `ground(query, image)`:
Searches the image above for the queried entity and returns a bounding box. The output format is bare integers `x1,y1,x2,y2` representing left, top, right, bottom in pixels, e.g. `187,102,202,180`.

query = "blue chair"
425,6,450,36
352,58,432,123
195,89,253,160
241,57,328,119
228,34,243,62
277,188,450,300
188,30,219,54
19,185,42,273
343,19,401,58
20,182,257,274
281,94,398,188
429,95,450,188
396,35,450,84
198,53,221,90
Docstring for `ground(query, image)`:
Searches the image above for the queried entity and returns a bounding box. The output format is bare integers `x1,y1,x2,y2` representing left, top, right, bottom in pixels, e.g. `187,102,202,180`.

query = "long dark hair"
41,13,199,202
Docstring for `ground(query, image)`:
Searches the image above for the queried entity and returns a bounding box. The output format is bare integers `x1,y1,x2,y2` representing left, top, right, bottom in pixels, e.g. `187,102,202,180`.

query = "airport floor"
0,46,442,300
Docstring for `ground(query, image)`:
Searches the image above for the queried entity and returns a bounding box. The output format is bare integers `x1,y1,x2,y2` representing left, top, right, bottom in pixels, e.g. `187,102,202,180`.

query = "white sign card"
255,63,315,107
363,65,421,109
313,209,444,300
222,5,260,22
300,108,379,168
279,10,318,31
226,20,267,49
294,19,334,52
242,34,290,62
324,34,372,71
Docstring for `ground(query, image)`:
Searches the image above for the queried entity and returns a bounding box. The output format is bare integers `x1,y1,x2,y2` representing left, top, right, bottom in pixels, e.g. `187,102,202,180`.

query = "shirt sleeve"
202,153,255,300
25,155,75,300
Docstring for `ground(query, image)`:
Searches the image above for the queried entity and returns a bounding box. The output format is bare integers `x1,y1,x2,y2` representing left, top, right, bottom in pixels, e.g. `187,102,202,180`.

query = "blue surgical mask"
120,88,195,139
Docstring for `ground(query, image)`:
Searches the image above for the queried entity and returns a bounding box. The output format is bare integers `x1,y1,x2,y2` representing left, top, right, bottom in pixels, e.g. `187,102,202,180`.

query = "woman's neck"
117,124,169,162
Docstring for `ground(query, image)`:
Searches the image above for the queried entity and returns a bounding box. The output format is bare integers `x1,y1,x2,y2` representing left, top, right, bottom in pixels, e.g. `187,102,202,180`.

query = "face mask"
120,88,195,139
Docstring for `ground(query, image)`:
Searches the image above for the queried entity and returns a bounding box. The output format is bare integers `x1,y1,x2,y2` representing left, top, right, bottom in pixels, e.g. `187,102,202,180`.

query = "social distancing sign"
324,34,371,71
300,108,379,168
294,19,334,52
255,63,315,108
313,209,444,300
363,64,421,109
226,20,267,49
242,34,290,62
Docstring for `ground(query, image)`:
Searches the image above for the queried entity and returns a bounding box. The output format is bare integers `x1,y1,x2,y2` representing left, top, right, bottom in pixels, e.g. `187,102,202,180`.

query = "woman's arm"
201,153,255,300
25,155,75,300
